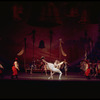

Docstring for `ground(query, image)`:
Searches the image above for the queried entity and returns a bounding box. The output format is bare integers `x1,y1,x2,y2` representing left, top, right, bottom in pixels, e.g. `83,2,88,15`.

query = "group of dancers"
0,57,19,80
0,56,68,80
40,56,68,80
80,59,100,79
1,56,100,80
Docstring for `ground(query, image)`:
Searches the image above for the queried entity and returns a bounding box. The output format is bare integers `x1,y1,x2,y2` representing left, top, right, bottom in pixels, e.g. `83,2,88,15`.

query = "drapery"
59,39,67,57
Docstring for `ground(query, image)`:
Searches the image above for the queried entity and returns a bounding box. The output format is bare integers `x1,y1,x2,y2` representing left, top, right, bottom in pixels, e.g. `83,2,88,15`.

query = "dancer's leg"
16,75,18,80
59,71,62,79
52,72,55,75
65,71,67,76
45,69,48,76
48,71,53,79
65,69,67,76
52,68,62,79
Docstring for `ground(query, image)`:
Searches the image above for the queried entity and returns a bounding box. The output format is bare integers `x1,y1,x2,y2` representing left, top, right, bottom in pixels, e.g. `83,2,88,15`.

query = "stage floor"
1,72,100,99
2,72,100,81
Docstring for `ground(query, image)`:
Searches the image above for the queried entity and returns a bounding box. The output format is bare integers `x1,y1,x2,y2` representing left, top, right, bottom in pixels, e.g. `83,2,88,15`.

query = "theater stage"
2,71,100,81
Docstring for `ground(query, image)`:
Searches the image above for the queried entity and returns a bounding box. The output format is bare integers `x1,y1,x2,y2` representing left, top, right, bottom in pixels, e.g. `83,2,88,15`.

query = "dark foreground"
0,72,100,99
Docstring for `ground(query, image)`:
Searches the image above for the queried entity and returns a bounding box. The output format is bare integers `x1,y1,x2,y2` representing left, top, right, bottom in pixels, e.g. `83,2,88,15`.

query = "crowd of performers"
30,57,69,76
1,56,100,80
80,59,100,79
29,57,100,80
40,56,68,79
0,56,68,80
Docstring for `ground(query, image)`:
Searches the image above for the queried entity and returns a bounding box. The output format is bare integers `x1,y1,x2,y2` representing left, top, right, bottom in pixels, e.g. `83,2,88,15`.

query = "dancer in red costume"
84,60,91,79
0,62,4,79
11,58,19,79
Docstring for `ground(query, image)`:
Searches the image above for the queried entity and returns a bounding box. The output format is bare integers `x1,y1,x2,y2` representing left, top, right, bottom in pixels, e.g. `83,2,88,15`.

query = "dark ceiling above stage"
21,1,100,25
0,1,100,27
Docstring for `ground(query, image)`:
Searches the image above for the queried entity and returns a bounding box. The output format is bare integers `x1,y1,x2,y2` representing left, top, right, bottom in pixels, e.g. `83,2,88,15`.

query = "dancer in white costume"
52,60,64,75
41,57,63,80
54,60,64,69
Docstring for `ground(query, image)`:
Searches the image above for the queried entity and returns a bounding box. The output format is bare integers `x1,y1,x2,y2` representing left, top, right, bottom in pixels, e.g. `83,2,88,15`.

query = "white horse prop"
41,57,64,80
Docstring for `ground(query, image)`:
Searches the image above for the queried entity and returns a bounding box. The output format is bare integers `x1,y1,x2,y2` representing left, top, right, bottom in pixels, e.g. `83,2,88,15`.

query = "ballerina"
41,57,63,80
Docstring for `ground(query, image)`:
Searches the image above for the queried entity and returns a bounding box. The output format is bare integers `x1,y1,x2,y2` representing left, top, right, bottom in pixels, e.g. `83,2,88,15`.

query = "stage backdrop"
0,1,99,69
0,21,98,68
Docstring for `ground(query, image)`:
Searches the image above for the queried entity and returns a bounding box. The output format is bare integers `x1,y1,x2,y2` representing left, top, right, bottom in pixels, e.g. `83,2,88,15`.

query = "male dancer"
53,59,68,76
41,56,62,80
63,59,68,76
40,60,48,76
11,58,20,79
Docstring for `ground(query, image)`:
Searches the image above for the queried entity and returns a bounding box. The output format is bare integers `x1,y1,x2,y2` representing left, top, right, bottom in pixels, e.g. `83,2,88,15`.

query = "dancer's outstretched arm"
42,59,48,64
57,61,64,69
